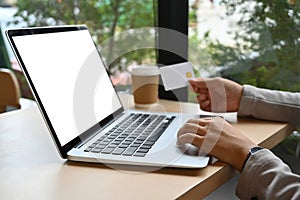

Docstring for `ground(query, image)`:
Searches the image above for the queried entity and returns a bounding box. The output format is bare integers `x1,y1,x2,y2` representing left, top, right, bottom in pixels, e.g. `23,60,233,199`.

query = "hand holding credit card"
159,62,195,91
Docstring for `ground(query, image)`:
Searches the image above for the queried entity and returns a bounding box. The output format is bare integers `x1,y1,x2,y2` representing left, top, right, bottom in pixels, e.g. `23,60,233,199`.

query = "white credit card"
159,62,195,91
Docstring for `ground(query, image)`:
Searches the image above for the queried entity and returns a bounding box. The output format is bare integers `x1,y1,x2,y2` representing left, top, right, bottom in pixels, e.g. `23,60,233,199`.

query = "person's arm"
187,78,300,198
236,149,300,200
177,117,300,199
189,78,300,125
238,85,300,126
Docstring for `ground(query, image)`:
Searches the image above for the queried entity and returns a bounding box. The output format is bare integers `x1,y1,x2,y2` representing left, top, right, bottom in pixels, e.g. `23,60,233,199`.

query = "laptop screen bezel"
6,25,124,158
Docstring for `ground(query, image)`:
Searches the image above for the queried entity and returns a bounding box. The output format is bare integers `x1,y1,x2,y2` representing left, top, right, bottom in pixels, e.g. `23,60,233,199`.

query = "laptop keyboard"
84,113,175,157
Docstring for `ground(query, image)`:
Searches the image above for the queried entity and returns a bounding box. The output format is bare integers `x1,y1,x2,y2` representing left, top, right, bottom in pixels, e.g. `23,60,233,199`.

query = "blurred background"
1,0,299,198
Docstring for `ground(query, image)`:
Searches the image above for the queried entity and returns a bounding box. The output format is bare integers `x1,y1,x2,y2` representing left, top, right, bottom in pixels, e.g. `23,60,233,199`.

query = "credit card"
159,62,195,91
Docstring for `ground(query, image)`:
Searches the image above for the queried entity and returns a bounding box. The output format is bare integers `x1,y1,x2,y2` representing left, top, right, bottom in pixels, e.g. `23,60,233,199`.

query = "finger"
177,122,207,137
203,99,210,107
201,117,213,121
196,94,209,102
197,88,209,95
189,78,208,89
189,81,209,93
186,118,211,126
199,102,211,112
177,133,204,147
189,81,198,93
197,93,207,101
198,99,211,110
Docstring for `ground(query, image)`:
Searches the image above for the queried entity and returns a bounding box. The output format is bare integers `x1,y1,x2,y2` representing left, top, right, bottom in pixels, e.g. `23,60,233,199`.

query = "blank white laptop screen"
11,30,122,145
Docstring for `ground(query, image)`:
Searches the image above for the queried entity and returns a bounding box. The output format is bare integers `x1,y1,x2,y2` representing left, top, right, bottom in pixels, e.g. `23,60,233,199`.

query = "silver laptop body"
6,25,209,168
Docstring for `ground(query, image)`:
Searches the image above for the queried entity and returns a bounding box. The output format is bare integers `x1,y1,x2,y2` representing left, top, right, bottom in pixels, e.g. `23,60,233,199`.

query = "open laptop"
6,25,209,168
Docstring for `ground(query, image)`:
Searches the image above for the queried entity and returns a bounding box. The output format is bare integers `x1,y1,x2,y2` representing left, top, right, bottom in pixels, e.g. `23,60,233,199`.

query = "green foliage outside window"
202,0,300,92
9,0,300,93
9,0,156,75
218,0,300,161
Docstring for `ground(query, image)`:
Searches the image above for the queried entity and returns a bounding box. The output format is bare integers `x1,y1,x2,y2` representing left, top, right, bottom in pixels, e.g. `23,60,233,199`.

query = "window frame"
157,0,189,101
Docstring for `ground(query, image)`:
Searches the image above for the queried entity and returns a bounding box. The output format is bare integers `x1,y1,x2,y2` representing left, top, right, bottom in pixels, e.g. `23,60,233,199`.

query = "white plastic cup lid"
131,65,160,76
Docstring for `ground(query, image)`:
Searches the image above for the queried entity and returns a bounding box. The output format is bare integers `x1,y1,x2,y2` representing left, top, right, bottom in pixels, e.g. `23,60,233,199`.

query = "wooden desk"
0,95,294,200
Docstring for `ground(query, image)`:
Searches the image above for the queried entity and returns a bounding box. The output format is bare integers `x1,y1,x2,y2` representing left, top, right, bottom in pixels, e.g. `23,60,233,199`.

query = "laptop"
6,25,209,168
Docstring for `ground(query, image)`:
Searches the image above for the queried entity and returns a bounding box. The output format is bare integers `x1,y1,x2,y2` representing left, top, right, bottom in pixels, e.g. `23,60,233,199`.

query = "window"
189,0,300,177
189,0,300,92
3,0,158,97
158,0,189,101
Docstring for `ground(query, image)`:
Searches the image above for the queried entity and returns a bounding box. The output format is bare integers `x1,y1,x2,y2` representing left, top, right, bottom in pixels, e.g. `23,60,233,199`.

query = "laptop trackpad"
177,143,203,156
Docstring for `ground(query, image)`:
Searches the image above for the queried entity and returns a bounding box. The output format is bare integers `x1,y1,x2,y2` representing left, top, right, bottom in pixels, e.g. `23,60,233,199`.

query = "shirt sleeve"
236,149,300,200
238,85,300,126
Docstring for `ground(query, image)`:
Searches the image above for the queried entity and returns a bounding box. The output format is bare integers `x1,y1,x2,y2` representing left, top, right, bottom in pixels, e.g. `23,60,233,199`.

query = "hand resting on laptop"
177,117,255,172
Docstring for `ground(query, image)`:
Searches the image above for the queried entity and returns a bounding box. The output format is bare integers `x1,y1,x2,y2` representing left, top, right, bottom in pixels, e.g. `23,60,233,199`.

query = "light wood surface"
0,94,294,200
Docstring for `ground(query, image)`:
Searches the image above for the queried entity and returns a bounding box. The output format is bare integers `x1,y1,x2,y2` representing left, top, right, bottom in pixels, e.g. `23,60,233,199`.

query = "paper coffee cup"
131,66,160,106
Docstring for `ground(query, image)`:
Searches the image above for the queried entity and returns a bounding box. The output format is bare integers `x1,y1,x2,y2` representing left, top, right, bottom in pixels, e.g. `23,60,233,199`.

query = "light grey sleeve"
236,149,300,200
238,85,300,126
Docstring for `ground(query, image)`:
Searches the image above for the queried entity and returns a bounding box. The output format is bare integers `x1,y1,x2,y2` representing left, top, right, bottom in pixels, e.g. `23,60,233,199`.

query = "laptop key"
140,144,151,149
107,144,118,148
112,148,126,155
96,144,107,149
99,141,110,145
134,140,143,144
88,143,97,148
137,136,147,141
111,141,122,145
122,141,131,145
130,143,140,148
147,127,165,142
137,148,149,153
84,147,93,152
108,135,117,139
101,147,115,154
122,147,138,156
91,148,102,153
133,152,146,157
144,141,155,146
119,144,129,148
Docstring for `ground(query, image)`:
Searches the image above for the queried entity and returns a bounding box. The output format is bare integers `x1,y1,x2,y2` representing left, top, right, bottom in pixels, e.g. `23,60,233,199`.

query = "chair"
0,68,21,113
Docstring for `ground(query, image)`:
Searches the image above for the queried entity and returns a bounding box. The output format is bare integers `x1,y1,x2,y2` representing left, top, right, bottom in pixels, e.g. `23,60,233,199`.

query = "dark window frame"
157,0,189,102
